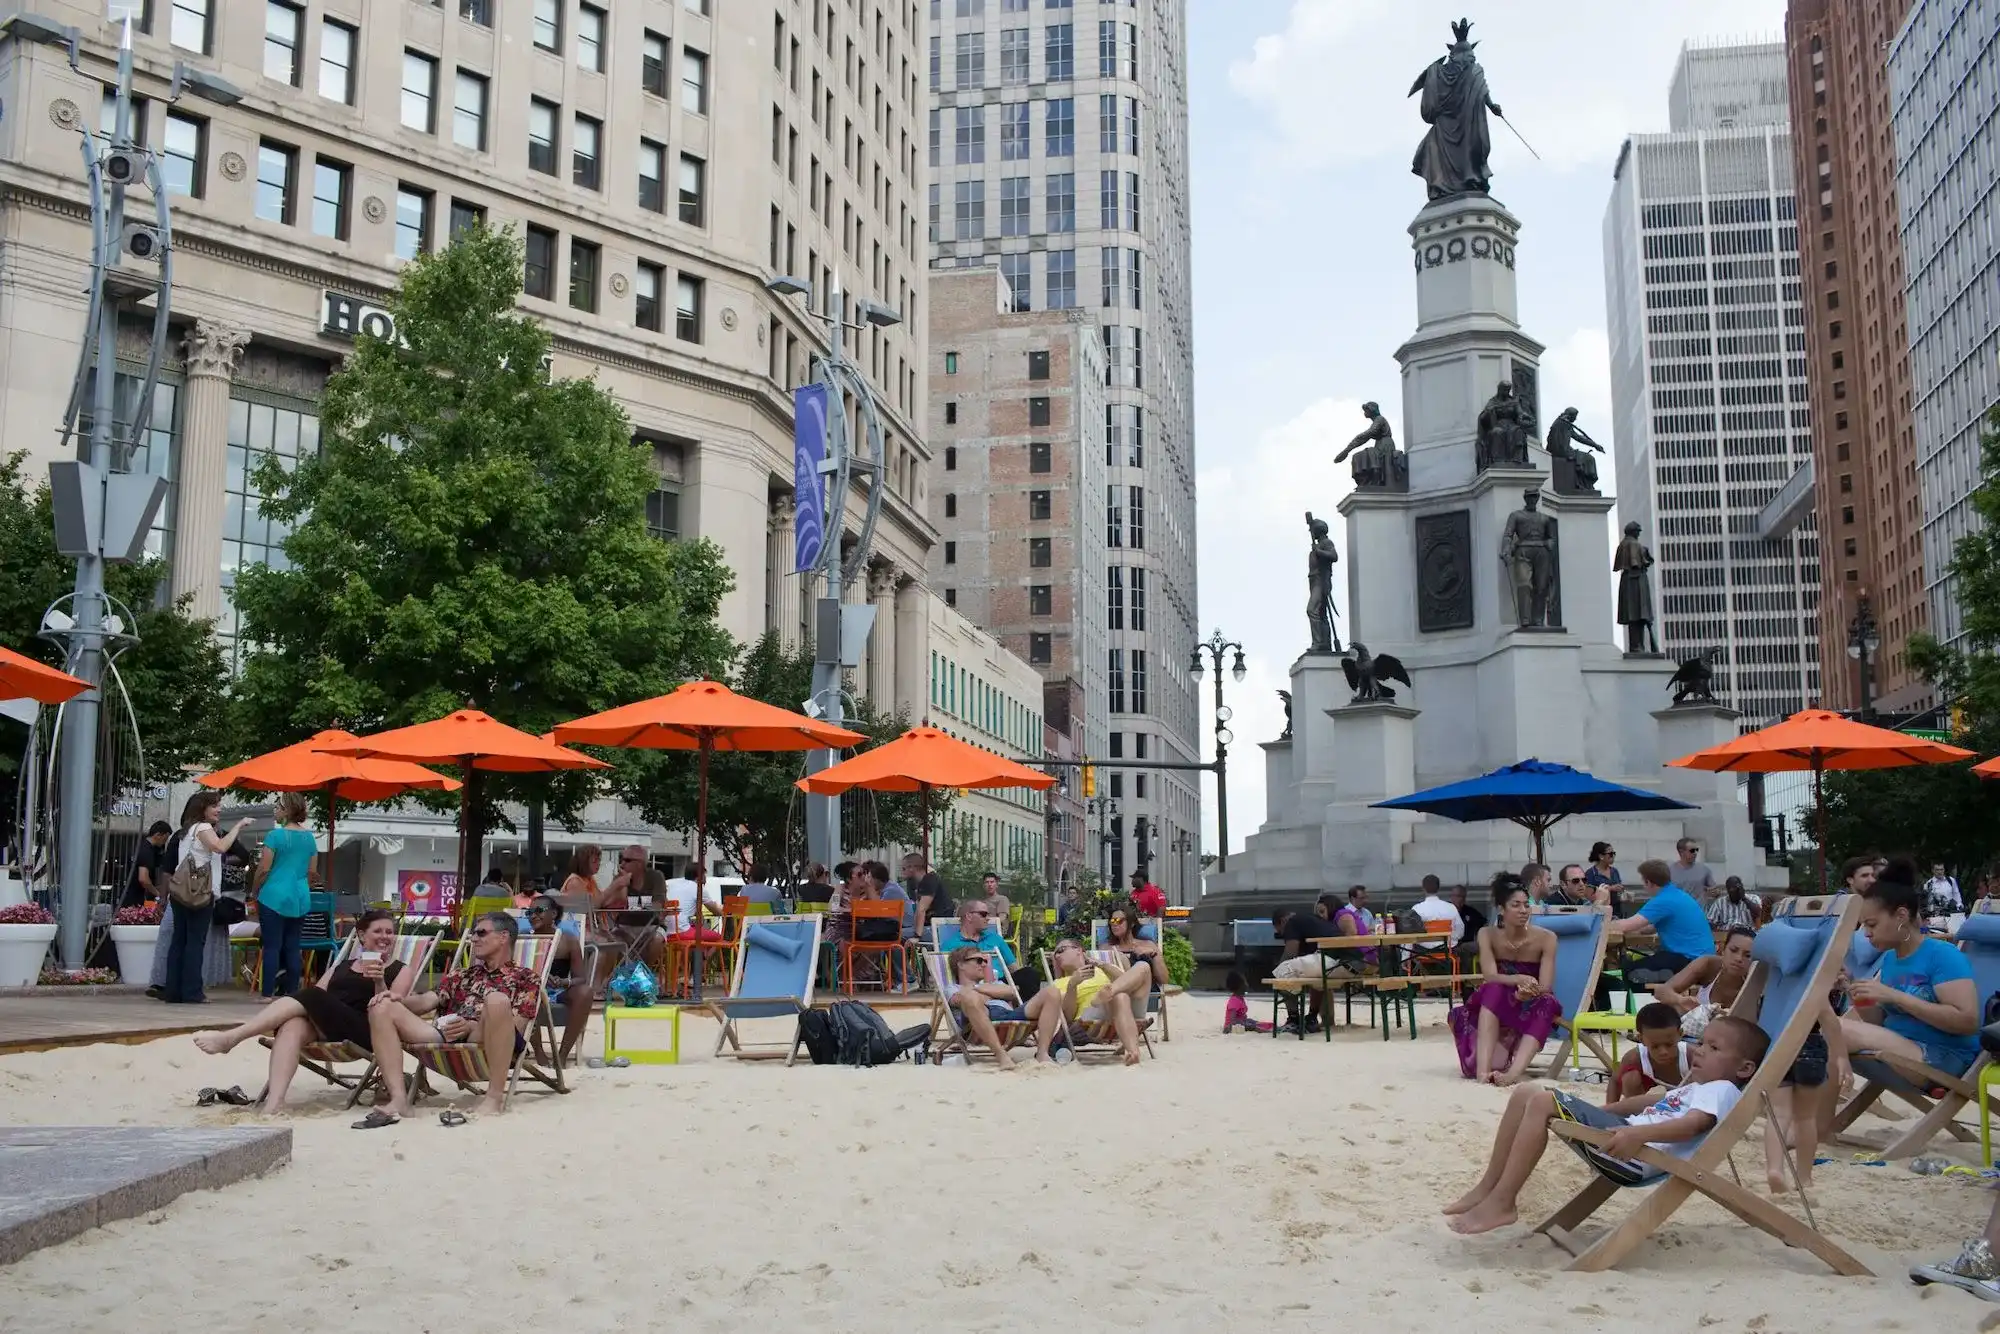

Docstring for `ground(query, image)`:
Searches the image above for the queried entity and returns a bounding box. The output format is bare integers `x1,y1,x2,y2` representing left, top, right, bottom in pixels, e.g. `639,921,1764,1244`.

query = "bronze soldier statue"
1305,512,1343,654
1545,407,1606,494
1409,19,1503,200
1476,381,1533,470
1499,488,1559,628
1613,521,1660,654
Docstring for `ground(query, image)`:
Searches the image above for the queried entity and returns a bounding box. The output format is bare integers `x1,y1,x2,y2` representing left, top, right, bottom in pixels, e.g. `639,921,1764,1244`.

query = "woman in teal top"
1844,863,1982,1076
253,792,320,998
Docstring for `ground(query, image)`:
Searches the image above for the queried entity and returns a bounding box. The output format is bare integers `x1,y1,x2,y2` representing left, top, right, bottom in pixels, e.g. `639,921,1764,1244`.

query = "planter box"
0,922,58,987
0,876,26,908
107,924,162,982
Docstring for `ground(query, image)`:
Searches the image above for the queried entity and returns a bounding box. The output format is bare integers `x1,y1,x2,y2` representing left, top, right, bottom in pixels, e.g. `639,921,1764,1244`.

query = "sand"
0,994,1994,1333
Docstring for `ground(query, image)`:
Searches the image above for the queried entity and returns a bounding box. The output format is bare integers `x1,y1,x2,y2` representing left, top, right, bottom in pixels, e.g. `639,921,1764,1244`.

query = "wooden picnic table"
1286,931,1453,1041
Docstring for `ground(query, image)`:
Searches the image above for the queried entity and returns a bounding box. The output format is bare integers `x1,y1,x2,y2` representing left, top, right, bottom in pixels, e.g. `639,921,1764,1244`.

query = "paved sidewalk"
0,990,264,1055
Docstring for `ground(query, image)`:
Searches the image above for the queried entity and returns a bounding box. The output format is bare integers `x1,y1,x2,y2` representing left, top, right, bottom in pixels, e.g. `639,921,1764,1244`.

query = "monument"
1197,19,1774,943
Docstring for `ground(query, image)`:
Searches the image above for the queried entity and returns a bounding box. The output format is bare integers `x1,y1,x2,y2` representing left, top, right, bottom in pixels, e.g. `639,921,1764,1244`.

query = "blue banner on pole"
793,384,828,574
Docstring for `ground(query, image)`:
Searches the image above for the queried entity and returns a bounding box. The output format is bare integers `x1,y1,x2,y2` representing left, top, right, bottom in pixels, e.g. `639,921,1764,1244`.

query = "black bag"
892,1023,932,1064
797,1009,839,1065
212,894,247,927
854,917,900,943
827,999,903,1066
1392,907,1426,935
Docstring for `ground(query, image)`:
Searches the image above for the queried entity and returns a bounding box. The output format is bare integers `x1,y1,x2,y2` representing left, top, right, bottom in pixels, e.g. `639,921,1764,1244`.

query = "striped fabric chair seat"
405,934,569,1107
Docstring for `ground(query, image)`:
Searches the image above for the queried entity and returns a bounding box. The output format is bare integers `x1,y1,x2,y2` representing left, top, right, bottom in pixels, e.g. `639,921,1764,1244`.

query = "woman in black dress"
193,910,417,1113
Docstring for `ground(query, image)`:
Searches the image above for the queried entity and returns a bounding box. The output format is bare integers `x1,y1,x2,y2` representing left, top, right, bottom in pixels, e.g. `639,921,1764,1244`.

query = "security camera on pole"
6,11,241,963
766,271,900,871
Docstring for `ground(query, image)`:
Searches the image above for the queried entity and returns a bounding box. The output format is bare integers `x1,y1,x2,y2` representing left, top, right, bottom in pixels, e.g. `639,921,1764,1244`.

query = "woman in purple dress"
1449,873,1561,1085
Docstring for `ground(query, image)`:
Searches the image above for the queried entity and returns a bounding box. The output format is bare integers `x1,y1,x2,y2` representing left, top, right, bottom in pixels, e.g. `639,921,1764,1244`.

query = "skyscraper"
1782,0,1929,716
925,0,1197,890
1605,42,1822,725
1889,0,2000,649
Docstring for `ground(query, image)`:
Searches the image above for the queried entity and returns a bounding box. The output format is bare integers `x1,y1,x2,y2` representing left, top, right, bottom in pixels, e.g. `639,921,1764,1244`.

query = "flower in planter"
113,903,164,926
38,965,120,986
0,902,56,926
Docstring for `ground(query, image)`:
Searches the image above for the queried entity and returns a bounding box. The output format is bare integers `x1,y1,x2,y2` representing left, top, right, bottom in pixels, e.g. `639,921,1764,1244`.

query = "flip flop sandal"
196,1087,219,1106
438,1110,468,1128
350,1110,400,1130
216,1086,254,1106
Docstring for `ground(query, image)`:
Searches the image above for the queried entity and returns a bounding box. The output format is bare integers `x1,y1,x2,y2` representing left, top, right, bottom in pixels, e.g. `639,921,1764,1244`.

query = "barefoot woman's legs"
1473,1004,1503,1082
260,1015,315,1113
193,995,309,1055
367,1001,439,1118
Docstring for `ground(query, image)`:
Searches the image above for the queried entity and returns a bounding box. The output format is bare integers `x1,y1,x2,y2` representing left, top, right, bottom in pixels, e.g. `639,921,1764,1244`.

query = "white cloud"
1227,1,1786,177
1540,326,1613,453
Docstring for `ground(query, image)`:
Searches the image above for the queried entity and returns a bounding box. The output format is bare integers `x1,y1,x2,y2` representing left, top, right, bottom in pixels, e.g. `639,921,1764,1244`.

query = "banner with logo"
793,383,828,574
397,869,461,917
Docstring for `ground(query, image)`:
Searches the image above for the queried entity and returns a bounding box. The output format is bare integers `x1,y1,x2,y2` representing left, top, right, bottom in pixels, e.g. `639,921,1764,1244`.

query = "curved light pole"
1189,629,1246,871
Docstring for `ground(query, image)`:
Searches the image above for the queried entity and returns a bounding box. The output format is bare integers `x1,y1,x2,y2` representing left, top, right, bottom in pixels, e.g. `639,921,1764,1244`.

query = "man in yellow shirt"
1032,938,1152,1065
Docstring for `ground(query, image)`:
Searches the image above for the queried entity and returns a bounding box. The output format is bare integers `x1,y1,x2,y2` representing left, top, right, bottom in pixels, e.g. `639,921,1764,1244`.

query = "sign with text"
321,292,397,342
793,383,828,574
397,869,461,917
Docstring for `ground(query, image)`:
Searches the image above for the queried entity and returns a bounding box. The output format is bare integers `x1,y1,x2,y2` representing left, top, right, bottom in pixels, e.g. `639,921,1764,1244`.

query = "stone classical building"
1780,0,1930,715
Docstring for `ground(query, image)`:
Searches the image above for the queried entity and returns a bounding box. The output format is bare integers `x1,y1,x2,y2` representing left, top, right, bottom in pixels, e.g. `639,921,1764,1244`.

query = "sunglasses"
965,909,990,917
1563,876,1585,885
471,927,499,938
965,958,990,968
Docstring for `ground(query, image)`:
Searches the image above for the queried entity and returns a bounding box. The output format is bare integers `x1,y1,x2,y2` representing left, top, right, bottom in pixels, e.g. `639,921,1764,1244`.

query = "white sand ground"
0,994,1994,1333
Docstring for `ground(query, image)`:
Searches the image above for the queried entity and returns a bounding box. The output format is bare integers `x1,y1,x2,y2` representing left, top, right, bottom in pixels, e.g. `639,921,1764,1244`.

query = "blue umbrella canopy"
1372,758,1696,862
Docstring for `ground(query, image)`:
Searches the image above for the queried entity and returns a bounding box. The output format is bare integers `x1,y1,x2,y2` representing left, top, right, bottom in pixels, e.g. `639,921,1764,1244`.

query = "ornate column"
172,320,250,623
768,493,801,650
894,577,927,722
868,561,898,711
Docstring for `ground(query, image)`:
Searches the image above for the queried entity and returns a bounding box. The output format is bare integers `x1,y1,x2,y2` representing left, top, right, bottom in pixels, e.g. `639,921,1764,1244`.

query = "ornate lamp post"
1171,828,1193,902
1846,597,1880,721
1188,629,1246,871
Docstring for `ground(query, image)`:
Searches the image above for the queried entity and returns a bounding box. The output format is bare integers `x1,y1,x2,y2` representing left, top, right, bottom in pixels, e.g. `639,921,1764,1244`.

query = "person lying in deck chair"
1441,1015,1769,1235
354,912,540,1127
1034,938,1152,1065
943,944,1031,1070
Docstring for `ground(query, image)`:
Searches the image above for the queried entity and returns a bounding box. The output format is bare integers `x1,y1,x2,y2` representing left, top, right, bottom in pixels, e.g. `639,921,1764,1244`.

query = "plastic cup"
1608,988,1630,1014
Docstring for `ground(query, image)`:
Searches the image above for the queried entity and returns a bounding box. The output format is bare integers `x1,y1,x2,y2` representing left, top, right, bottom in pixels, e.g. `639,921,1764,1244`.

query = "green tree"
614,632,925,885
230,226,735,865
0,451,228,814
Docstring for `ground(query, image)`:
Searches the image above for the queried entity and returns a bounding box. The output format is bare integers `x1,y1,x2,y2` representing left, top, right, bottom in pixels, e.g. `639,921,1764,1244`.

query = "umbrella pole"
1814,753,1826,892
458,757,479,914
323,782,337,900
693,733,711,1003
922,784,932,862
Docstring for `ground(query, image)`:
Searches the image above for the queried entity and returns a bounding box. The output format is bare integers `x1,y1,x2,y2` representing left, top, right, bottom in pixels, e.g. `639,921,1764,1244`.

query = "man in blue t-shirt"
1609,857,1717,993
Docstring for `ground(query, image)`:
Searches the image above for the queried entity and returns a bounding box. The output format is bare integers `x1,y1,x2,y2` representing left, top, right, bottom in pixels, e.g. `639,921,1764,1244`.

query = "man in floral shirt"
354,912,541,1126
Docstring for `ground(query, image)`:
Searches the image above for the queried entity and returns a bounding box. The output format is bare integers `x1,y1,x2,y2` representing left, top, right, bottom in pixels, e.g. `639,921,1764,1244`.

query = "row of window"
928,650,1043,753
158,0,709,62
1106,565,1146,631
1106,485,1144,548
929,94,1139,165
928,19,1139,89
1106,648,1147,714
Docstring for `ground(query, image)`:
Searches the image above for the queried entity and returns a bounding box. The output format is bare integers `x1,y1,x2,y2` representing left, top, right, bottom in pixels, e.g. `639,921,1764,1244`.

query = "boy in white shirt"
1442,1015,1769,1234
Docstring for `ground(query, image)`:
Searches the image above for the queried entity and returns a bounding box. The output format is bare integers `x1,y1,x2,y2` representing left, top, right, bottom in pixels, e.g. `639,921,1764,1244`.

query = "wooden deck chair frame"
1534,893,1870,1277
708,913,821,1065
258,932,440,1107
1039,949,1156,1060
927,923,1021,1043
1526,905,1613,1076
926,946,1035,1063
1090,916,1175,1041
394,933,570,1109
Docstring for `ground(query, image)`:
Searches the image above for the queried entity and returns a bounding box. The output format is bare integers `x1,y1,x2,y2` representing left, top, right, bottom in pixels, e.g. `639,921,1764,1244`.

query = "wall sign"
321,292,396,342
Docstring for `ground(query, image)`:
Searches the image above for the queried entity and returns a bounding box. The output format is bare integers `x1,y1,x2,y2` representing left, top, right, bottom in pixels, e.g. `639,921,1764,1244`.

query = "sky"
1187,0,1787,857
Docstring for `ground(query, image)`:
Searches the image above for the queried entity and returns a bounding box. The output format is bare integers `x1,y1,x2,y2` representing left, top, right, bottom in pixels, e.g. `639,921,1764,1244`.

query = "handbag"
212,894,247,927
163,851,215,911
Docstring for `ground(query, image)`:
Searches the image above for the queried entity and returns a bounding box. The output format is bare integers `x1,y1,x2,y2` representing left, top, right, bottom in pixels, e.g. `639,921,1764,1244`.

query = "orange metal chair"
843,899,910,993
1411,918,1462,992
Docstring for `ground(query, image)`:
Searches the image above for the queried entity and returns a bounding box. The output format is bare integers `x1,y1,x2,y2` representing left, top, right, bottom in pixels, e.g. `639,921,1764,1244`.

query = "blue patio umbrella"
1372,759,1696,864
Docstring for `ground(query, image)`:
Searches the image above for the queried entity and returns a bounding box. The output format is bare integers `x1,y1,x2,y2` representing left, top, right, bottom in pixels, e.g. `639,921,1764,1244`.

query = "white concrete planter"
0,875,27,908
108,924,162,982
0,922,58,987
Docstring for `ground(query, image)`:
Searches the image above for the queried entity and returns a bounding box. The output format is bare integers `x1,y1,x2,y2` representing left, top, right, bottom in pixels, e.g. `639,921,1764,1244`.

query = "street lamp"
1171,828,1193,902
1086,795,1120,884
1846,596,1881,721
1189,628,1245,871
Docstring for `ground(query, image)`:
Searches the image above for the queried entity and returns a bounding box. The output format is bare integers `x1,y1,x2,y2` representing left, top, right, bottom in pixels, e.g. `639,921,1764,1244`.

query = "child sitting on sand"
1604,1002,1689,1105
1442,1015,1769,1235
1223,970,1271,1033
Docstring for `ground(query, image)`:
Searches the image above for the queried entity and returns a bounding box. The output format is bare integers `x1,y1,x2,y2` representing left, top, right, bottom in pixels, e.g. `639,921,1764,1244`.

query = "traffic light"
1082,762,1096,798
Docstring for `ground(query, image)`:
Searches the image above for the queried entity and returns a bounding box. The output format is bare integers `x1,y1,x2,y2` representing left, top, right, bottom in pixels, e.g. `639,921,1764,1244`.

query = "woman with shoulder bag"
163,791,250,1004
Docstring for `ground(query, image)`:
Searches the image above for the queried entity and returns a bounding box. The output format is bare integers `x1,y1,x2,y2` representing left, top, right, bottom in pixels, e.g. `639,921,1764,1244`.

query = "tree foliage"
230,226,735,831
614,632,924,884
0,450,228,813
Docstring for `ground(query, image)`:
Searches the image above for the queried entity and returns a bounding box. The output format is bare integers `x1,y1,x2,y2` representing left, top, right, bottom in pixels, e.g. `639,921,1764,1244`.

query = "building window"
220,396,315,654
577,3,605,72
1029,489,1051,519
1108,649,1124,713
310,157,350,240
1106,484,1122,546
1030,632,1052,664
528,99,559,175
944,446,958,470
678,155,707,226
1130,649,1147,712
318,18,356,104
645,483,681,541
944,589,958,607
635,261,664,331
1001,27,1029,84
401,51,438,133
523,225,557,299
161,111,204,197
532,0,561,52
675,274,704,341
1029,441,1051,473
953,180,985,240
573,114,602,190
458,0,493,24
642,31,670,97
1128,486,1144,548
1000,253,1031,313
1101,246,1121,307
639,139,666,212
1128,249,1143,310
264,1,302,86
945,351,960,374
453,71,488,150
955,106,985,164
170,0,210,53
394,186,432,261
1108,565,1124,629
1046,172,1075,232
955,30,985,88
1001,102,1030,160
1046,250,1075,309
682,48,710,114
944,493,958,518
1130,568,1146,631
1030,537,1052,567
1029,397,1051,426
568,239,600,312
1046,22,1073,81
255,140,297,224
1046,97,1074,156
945,402,959,425
684,0,709,13
1000,175,1030,236
449,198,485,238
945,541,958,564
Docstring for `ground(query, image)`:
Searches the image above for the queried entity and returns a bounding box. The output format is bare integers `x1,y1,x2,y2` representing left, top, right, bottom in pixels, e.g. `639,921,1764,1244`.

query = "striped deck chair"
259,931,438,1108
928,944,1034,1063
1039,949,1156,1060
404,934,569,1108
709,914,821,1064
1525,905,1612,1076
1092,917,1175,1041
1831,900,2000,1159
1535,893,1869,1276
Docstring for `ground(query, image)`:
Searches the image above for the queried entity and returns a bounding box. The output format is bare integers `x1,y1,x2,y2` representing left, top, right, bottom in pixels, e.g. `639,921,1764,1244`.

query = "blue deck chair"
709,914,821,1065
1536,893,1869,1276
1832,899,2000,1158
1525,906,1611,1075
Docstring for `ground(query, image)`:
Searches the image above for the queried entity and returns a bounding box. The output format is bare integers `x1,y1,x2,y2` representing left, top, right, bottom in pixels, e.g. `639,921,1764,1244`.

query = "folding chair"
1092,916,1174,1041
843,899,909,993
1040,949,1156,1060
708,914,821,1064
296,890,342,986
399,934,570,1108
257,931,438,1107
1536,893,1870,1276
1525,905,1613,1076
1830,900,2000,1158
927,948,1035,1063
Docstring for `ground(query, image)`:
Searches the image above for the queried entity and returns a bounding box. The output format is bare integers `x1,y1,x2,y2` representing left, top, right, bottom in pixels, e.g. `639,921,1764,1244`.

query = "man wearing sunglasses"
943,943,1031,1068
356,912,541,1126
942,900,1040,999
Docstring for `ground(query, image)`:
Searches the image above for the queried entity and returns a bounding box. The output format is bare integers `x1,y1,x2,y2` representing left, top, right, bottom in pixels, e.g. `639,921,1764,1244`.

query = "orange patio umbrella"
0,645,89,705
1667,708,1974,884
795,723,1056,855
553,681,863,997
321,710,609,909
1974,756,2000,779
196,730,461,894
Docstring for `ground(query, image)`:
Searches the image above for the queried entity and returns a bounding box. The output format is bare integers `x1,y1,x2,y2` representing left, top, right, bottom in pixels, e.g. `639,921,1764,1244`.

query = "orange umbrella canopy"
1666,709,1974,773
796,725,1056,795
1974,756,2000,779
197,730,462,802
320,709,610,772
551,679,864,751
0,646,90,705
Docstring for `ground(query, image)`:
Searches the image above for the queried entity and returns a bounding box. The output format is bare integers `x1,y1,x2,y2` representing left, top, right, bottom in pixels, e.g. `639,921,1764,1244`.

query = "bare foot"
481,1098,507,1116
192,1032,233,1056
1448,1203,1518,1235
1443,1185,1491,1215
1123,1051,1142,1066
1493,1069,1530,1088
1476,1070,1497,1085
1766,1172,1789,1194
